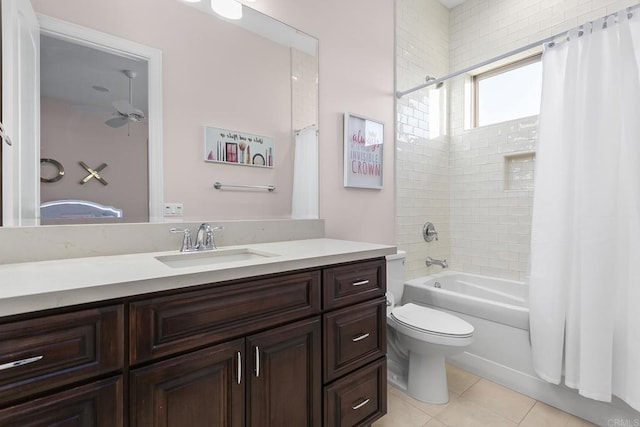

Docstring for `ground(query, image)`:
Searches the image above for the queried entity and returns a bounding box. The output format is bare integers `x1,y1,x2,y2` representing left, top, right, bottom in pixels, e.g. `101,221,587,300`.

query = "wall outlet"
163,202,184,217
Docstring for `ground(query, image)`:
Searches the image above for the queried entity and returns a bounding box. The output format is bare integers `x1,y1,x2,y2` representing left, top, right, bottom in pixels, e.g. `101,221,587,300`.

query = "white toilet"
386,251,474,404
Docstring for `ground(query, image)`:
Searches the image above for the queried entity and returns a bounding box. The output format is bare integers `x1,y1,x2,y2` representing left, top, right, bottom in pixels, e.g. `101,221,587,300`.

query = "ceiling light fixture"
211,0,242,20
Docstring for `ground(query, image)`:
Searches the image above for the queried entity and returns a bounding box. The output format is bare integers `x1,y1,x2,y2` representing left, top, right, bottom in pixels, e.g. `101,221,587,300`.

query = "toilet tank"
385,250,406,301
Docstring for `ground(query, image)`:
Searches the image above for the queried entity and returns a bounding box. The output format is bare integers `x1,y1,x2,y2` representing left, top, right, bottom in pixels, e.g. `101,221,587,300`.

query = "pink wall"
40,96,149,222
249,0,396,244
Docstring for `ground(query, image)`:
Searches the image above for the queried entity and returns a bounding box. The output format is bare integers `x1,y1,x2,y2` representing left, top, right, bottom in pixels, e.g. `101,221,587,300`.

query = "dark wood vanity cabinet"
0,376,123,426
130,317,322,427
0,257,387,427
246,317,322,427
130,338,245,427
0,306,125,426
322,260,387,427
129,271,322,427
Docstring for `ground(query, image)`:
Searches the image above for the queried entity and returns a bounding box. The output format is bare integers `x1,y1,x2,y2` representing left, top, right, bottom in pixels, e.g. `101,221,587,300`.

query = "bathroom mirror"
1,0,318,226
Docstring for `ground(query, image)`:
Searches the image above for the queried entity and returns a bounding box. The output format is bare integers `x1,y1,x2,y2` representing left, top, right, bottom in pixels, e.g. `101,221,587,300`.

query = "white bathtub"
399,270,640,425
403,271,529,330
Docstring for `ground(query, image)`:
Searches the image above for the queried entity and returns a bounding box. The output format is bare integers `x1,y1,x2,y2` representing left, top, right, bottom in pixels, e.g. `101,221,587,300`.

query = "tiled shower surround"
395,0,451,280
396,0,636,282
448,101,537,281
292,49,318,131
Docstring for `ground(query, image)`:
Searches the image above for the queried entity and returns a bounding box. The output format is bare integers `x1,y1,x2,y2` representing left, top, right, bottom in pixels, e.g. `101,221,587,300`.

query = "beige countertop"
0,238,396,317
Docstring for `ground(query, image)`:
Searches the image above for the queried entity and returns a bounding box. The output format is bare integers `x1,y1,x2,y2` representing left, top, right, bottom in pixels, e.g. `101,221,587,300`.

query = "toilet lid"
391,303,474,337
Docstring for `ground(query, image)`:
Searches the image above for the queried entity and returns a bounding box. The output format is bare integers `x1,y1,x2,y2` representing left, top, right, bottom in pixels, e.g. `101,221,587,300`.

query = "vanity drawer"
0,305,124,406
0,376,123,426
324,358,387,427
130,270,321,364
323,259,386,310
323,298,386,382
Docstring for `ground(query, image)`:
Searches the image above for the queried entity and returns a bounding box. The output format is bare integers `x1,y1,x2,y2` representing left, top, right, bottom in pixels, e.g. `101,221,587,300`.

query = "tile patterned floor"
373,364,596,427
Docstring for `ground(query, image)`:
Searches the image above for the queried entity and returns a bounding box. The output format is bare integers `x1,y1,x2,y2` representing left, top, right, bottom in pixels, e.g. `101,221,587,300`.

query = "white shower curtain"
291,126,318,219
529,11,640,411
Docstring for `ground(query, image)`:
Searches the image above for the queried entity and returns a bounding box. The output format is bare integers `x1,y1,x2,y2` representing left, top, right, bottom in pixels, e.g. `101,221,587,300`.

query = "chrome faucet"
195,223,224,251
425,256,448,269
170,223,223,252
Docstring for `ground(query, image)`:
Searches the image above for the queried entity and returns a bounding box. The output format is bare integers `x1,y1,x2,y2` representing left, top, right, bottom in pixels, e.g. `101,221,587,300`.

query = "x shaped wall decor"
79,161,108,185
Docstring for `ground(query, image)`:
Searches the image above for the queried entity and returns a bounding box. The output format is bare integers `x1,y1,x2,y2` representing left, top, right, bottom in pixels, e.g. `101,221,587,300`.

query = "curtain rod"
396,3,640,99
294,124,317,134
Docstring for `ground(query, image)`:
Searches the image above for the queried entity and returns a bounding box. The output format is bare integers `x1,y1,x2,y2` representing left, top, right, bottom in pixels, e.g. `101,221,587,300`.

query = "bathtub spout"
425,257,448,269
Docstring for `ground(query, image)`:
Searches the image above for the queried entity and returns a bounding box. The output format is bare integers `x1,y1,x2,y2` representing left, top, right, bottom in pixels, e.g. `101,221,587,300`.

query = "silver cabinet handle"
352,333,370,342
0,355,43,371
352,280,370,287
237,352,242,385
352,398,370,410
254,346,260,377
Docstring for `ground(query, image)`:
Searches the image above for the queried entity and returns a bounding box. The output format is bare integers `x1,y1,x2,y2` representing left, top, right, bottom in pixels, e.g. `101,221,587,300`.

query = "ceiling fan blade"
105,117,130,128
113,99,145,119
112,99,136,114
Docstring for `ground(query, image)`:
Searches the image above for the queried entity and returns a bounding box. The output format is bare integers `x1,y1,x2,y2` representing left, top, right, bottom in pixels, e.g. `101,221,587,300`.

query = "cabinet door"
247,317,321,427
130,339,244,427
0,376,123,427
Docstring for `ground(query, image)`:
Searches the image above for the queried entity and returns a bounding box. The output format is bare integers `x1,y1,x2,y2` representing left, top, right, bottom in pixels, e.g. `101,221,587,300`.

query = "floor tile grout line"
457,375,482,397
461,378,538,424
516,399,538,426
449,395,521,426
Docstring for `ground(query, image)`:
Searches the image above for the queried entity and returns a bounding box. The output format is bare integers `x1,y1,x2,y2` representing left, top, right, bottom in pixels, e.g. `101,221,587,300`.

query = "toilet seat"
389,303,474,346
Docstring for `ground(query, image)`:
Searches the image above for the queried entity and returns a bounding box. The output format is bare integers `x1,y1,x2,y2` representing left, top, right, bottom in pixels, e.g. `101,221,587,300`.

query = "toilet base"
407,352,449,404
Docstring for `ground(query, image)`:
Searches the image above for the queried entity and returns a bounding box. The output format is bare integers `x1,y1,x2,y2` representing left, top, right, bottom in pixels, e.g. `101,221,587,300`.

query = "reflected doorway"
39,34,149,224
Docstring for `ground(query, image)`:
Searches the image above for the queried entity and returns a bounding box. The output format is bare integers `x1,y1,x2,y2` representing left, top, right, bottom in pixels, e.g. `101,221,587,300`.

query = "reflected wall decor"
204,126,274,168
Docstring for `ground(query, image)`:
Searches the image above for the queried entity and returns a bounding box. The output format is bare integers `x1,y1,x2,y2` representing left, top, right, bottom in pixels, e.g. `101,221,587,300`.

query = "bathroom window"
473,54,542,127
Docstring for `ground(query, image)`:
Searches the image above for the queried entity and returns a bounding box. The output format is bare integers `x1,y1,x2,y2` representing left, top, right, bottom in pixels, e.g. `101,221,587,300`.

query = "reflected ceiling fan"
105,69,145,130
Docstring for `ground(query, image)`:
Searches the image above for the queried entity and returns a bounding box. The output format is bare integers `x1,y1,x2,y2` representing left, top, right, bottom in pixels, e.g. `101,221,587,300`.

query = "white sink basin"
155,248,279,268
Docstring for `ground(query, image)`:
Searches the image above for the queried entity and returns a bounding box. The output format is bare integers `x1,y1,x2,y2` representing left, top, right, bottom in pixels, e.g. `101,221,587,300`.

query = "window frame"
472,53,542,128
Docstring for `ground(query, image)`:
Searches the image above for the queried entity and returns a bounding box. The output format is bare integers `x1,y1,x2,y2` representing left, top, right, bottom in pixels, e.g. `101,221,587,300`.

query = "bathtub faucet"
425,256,448,269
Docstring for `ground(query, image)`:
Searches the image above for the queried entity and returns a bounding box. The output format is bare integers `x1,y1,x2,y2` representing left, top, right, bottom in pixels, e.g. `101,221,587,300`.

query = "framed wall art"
343,113,384,189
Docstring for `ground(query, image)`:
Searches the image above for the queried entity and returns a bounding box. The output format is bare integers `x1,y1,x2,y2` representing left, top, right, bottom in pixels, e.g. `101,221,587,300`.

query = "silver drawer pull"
0,355,43,371
352,280,370,287
237,352,242,385
352,333,370,342
352,398,370,410
255,346,260,377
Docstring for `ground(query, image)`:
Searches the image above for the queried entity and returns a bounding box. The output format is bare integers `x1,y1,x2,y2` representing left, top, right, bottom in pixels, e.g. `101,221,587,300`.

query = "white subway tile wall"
505,152,536,191
449,0,640,73
396,0,451,280
292,49,318,132
397,0,637,281
449,105,537,281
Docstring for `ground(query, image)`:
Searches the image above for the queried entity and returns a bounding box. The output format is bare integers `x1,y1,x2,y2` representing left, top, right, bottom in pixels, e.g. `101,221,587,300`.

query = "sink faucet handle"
209,226,224,249
170,228,194,252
